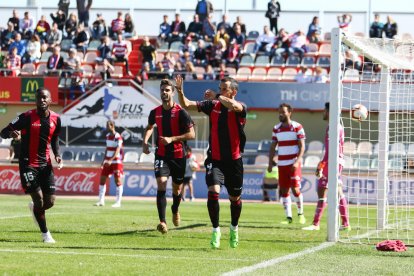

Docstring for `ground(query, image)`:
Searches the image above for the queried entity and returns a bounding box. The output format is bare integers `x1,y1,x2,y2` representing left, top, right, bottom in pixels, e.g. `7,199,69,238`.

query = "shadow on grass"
100,223,208,236
29,245,210,252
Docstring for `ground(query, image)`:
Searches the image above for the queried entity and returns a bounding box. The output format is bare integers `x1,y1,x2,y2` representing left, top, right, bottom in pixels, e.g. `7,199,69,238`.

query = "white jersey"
104,132,123,164
272,120,306,166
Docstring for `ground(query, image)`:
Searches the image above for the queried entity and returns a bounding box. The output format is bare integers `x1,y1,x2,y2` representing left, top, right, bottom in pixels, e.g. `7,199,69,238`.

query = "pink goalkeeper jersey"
272,121,306,166
105,132,123,164
321,125,344,176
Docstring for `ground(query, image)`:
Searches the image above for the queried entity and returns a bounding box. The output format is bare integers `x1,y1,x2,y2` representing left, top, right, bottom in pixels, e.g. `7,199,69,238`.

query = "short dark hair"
279,103,292,112
221,77,238,92
325,102,329,110
160,79,175,91
36,87,50,95
107,120,115,127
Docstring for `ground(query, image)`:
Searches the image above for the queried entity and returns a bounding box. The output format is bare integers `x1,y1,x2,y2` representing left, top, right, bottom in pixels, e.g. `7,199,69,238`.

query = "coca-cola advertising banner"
0,165,101,195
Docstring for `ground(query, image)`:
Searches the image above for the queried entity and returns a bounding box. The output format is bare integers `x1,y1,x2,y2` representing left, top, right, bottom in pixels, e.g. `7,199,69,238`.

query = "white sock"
230,224,238,231
98,185,106,202
282,196,292,218
116,185,123,203
213,227,220,232
294,194,304,215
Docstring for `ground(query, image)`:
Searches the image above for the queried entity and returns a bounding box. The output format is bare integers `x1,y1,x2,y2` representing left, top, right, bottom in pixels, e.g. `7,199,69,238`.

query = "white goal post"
328,28,414,244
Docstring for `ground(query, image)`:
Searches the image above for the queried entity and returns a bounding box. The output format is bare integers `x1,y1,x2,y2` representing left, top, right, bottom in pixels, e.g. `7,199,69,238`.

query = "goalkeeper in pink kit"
303,102,350,231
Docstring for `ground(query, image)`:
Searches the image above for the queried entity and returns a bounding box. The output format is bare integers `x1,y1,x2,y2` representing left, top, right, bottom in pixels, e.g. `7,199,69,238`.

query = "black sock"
207,191,220,228
171,193,182,214
156,191,167,223
230,199,242,227
33,206,48,233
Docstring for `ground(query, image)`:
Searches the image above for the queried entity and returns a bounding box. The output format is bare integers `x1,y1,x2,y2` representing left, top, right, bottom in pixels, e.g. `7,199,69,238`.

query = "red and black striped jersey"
197,100,247,161
148,104,194,159
4,109,61,167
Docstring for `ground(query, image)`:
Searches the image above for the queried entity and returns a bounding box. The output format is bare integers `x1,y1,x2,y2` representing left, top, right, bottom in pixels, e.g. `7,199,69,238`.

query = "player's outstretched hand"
204,89,216,100
143,143,150,154
56,155,63,170
159,136,172,145
175,74,183,92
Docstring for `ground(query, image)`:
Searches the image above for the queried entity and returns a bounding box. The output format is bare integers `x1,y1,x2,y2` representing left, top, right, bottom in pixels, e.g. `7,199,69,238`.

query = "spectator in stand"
139,36,156,69
272,28,290,58
307,16,321,42
112,32,132,76
195,0,214,23
180,37,196,57
308,29,320,44
215,62,229,80
35,15,51,42
154,60,168,79
193,39,207,66
135,61,151,85
187,14,203,41
254,25,275,55
58,0,70,18
231,24,245,46
77,0,93,27
43,23,63,52
202,14,216,42
180,50,192,65
312,67,328,83
183,61,197,80
288,29,307,61
111,11,125,39
72,24,89,55
64,48,81,72
214,26,230,46
161,51,176,77
65,13,78,39
9,33,27,58
158,15,171,43
209,38,226,68
344,49,361,71
65,48,85,99
217,14,232,35
124,13,135,39
50,9,66,32
174,61,185,78
369,14,383,38
233,16,246,35
8,10,20,32
96,36,114,80
203,64,215,80
266,0,281,35
225,38,241,69
0,46,6,70
337,13,352,33
295,66,311,83
383,16,398,39
1,22,16,50
23,34,41,64
20,11,35,39
5,47,21,76
91,13,107,40
168,13,186,45
47,46,64,71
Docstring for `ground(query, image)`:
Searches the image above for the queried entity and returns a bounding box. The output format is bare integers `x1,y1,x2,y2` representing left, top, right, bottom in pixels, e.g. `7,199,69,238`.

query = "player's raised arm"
175,75,198,110
217,95,243,112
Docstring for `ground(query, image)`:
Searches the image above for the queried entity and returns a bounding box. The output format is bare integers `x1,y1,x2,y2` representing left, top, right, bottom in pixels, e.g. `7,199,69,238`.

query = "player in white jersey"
94,120,124,207
268,103,306,224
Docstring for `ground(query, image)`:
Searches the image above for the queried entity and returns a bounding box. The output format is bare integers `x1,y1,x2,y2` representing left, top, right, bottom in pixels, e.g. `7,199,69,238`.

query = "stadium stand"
62,150,75,161
76,151,91,161
123,151,139,163
139,152,155,164
91,151,105,163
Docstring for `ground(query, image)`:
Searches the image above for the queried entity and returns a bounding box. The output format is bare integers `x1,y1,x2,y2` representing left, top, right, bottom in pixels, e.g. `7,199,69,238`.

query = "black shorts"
183,176,192,184
205,157,244,197
19,165,55,195
154,155,186,184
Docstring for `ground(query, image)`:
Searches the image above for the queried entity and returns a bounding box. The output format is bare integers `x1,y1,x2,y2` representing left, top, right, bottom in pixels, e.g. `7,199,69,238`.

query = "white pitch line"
0,249,253,262
222,242,335,276
0,212,79,220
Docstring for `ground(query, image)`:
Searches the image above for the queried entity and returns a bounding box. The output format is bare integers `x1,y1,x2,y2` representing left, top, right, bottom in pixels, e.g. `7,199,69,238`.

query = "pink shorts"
318,165,343,189
278,164,302,190
101,163,123,178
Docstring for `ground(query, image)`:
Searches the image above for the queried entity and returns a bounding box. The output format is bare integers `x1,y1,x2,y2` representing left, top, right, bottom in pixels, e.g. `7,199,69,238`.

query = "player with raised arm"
303,102,350,231
143,79,195,234
0,88,62,243
177,75,247,249
94,120,124,208
268,103,306,225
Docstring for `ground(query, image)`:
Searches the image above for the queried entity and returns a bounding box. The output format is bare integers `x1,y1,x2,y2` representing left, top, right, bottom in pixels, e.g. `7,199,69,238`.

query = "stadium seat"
250,67,267,81
254,55,270,67
157,42,169,53
123,151,139,163
247,30,259,40
389,143,406,156
303,155,321,168
61,39,73,52
407,144,414,156
91,151,105,163
20,63,36,75
0,148,9,160
343,69,360,81
361,71,376,82
306,140,324,155
317,56,331,68
266,67,282,81
0,138,12,146
343,141,357,155
357,141,373,155
235,67,251,81
285,55,301,67
323,32,331,41
84,52,98,64
170,41,183,52
370,158,378,169
227,67,237,77
301,56,316,67
270,55,285,67
372,142,380,155
318,43,331,55
62,150,74,161
353,157,371,170
258,139,273,152
254,154,269,165
240,55,254,67
40,51,52,62
81,64,94,77
139,152,155,163
244,141,260,152
60,51,69,60
306,43,319,56
343,156,354,169
36,63,47,75
243,42,255,55
282,68,297,81
87,40,101,51
76,151,91,161
389,158,405,171
111,66,124,78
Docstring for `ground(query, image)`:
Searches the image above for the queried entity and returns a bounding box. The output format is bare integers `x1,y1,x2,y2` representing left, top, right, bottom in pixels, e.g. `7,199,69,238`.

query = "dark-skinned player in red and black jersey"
177,75,247,249
0,88,62,243
143,79,195,234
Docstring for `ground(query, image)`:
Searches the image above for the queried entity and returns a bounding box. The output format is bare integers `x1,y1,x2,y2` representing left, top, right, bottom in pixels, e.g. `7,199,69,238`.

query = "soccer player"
177,75,247,249
268,103,306,225
95,120,124,208
303,102,350,231
0,88,62,243
143,79,195,234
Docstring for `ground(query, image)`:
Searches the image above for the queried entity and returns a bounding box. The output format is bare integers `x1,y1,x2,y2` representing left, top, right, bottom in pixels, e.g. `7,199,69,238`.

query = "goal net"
328,28,414,244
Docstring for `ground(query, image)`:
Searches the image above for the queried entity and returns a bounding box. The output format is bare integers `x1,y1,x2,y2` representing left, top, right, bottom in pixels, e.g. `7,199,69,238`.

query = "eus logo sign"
21,78,44,102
